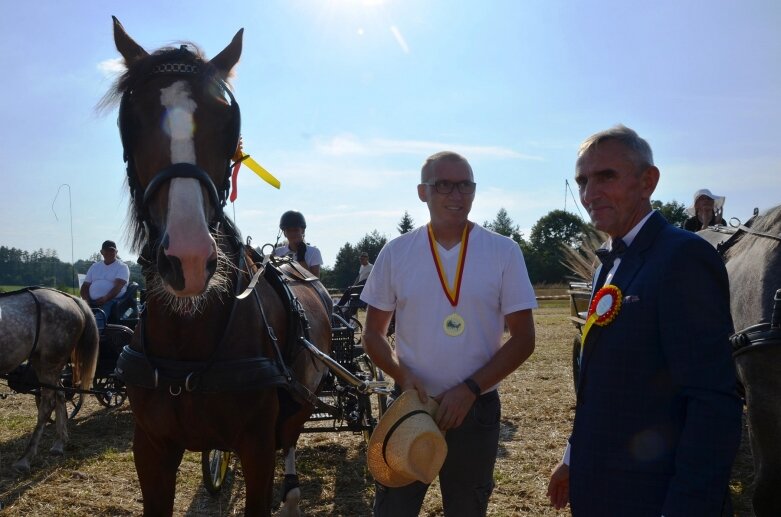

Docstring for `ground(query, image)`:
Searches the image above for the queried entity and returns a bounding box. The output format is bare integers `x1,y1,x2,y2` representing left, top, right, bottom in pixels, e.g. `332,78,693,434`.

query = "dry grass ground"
0,301,755,516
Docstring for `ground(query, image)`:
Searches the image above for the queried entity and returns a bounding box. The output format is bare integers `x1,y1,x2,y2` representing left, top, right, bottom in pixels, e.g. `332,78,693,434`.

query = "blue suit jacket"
570,211,742,517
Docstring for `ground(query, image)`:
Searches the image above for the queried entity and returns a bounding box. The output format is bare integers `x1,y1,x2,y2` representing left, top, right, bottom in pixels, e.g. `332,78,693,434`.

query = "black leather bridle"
117,49,241,263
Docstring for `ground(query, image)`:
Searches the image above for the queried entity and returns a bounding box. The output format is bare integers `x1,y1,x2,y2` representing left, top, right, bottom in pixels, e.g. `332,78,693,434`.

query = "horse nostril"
157,245,185,291
206,257,218,278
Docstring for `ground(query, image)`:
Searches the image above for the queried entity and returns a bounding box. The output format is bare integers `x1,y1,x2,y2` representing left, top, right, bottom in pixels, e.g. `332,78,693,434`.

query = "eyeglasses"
423,180,477,195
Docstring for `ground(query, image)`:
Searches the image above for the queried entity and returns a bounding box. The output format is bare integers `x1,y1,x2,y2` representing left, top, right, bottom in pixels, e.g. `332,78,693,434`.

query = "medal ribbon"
427,223,470,306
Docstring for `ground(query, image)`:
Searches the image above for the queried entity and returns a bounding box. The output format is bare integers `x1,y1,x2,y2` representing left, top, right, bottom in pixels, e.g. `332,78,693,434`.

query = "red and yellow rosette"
580,284,623,349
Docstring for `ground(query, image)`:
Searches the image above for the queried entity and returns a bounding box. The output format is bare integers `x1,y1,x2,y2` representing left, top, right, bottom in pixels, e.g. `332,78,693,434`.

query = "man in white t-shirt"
355,252,373,284
361,151,537,516
80,240,130,320
273,210,323,277
335,252,373,311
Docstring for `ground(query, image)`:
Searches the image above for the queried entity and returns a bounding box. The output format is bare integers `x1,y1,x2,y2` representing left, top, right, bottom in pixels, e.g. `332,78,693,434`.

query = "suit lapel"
577,212,668,396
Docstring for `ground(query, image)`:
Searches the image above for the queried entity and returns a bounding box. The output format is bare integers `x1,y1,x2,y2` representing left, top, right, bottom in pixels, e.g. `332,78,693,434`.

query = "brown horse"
106,18,332,516
0,287,98,473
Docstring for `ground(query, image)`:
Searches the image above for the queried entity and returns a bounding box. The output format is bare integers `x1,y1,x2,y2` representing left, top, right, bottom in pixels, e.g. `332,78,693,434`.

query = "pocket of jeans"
472,393,500,427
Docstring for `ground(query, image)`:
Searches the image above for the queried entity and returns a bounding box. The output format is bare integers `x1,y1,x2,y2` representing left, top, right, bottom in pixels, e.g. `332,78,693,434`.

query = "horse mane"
724,203,781,262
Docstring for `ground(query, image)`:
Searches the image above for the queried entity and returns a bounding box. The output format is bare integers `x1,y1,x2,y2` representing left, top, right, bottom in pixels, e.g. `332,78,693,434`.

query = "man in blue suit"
547,125,742,516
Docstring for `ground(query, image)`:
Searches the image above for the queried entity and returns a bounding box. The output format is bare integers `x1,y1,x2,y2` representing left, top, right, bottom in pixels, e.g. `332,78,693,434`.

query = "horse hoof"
278,487,301,517
50,446,64,456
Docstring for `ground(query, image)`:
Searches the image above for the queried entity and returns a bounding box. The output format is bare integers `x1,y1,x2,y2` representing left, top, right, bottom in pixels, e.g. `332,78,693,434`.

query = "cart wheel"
93,376,127,409
349,316,363,345
572,335,582,393
202,449,232,495
67,391,84,419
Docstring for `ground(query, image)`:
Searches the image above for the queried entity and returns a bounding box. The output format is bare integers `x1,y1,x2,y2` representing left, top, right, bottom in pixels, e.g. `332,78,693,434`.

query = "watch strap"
463,377,481,397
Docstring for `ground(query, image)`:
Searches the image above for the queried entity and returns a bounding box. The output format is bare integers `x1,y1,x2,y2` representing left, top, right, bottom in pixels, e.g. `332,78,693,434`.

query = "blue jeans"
373,390,501,517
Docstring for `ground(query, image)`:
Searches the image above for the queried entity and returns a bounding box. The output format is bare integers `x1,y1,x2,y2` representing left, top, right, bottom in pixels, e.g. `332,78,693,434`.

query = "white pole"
52,184,76,290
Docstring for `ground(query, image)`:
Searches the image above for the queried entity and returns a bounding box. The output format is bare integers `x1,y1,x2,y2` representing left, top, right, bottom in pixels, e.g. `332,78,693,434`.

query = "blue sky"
1,0,779,267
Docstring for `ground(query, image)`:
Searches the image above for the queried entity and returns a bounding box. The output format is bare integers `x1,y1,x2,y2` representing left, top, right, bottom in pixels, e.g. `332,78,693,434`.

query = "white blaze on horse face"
159,81,217,296
161,81,197,162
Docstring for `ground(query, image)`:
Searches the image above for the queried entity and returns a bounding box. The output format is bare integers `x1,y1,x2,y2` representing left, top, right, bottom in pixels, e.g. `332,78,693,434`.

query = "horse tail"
72,298,99,392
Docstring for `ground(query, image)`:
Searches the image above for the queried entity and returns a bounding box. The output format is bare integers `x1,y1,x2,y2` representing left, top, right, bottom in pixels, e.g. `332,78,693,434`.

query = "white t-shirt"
357,262,374,283
85,260,130,300
361,224,537,396
273,244,323,268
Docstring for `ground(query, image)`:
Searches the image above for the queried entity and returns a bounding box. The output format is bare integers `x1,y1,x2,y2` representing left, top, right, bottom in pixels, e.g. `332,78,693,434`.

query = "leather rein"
115,243,291,394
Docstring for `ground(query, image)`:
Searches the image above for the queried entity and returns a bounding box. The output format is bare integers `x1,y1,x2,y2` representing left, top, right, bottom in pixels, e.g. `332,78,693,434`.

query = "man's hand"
433,383,476,431
396,371,428,403
547,461,570,510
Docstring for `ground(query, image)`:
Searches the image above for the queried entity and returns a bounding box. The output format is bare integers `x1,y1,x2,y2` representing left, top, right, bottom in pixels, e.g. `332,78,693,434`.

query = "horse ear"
210,28,244,78
112,16,149,66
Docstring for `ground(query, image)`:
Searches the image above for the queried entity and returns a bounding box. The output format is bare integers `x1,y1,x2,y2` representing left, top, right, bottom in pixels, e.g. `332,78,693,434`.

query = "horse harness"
115,245,328,407
713,212,781,357
713,212,781,257
731,289,781,358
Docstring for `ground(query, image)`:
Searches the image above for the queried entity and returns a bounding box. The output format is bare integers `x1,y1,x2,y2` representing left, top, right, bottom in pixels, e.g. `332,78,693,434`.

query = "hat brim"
686,190,726,217
367,390,444,487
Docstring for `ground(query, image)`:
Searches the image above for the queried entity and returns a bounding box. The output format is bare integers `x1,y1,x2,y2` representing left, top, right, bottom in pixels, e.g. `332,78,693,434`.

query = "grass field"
0,301,756,516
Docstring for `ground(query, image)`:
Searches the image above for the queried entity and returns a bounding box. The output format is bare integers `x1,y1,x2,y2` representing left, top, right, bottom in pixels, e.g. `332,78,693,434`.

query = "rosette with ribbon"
580,284,623,349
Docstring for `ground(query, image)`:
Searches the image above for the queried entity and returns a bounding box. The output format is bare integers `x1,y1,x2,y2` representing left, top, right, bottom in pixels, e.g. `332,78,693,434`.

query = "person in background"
80,239,130,320
273,210,323,277
335,251,373,312
355,251,373,285
361,151,537,516
683,188,727,231
547,125,741,516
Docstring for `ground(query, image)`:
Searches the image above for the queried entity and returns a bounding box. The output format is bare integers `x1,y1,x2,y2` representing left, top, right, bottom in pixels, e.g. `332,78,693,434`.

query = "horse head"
111,17,243,299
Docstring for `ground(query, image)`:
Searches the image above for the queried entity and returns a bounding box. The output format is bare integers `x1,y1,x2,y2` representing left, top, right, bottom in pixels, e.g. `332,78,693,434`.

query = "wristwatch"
463,377,481,397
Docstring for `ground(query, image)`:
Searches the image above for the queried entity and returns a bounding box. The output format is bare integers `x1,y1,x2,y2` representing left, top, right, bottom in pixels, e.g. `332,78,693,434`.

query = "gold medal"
443,313,465,337
427,223,471,337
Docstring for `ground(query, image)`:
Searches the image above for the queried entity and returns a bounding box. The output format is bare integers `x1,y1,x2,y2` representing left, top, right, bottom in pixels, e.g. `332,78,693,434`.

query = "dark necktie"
594,238,627,288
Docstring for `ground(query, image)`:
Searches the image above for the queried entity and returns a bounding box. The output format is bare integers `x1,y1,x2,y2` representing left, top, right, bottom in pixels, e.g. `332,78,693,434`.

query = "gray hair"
421,151,473,183
577,125,654,172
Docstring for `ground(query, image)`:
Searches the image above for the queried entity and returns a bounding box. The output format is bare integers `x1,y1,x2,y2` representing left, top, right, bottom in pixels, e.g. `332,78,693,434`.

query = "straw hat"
367,390,448,487
686,188,725,216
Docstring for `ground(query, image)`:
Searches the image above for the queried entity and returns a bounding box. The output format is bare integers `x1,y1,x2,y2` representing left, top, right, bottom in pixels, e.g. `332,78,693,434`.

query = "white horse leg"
13,387,56,473
277,447,301,517
50,388,68,455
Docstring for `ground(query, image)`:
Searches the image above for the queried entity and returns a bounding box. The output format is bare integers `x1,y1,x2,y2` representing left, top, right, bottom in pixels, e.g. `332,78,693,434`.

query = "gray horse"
0,287,99,472
702,204,781,516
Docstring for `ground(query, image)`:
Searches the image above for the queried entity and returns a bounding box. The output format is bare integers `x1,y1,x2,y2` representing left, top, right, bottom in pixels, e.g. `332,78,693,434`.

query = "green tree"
397,211,415,234
319,265,335,289
330,231,388,289
528,210,587,284
483,208,525,246
651,199,687,227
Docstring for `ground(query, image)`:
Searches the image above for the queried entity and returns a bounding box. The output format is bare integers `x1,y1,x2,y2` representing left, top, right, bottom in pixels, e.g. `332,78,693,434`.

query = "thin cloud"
315,134,543,160
390,25,410,54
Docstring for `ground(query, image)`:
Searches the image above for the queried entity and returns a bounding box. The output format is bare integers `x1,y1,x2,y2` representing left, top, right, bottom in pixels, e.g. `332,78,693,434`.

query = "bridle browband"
117,48,241,262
